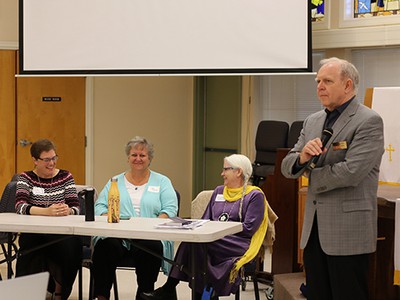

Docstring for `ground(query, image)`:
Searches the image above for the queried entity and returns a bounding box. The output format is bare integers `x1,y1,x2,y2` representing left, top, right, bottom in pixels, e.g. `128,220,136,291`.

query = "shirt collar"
325,96,355,116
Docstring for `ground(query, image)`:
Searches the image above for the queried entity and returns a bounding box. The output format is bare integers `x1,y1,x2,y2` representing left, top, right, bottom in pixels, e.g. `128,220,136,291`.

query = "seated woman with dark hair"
142,154,268,300
15,139,82,300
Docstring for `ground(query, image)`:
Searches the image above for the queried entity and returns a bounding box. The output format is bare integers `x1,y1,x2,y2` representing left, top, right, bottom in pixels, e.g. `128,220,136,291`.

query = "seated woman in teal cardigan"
92,136,178,300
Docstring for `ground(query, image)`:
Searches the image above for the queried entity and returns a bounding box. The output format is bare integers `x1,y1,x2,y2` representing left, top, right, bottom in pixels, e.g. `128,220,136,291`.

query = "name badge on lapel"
215,194,225,202
333,141,347,151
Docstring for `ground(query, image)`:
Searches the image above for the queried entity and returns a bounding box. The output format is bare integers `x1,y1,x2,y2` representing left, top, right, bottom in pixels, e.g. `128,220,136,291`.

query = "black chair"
76,185,98,300
252,120,289,186
0,180,19,280
287,120,304,149
238,259,260,300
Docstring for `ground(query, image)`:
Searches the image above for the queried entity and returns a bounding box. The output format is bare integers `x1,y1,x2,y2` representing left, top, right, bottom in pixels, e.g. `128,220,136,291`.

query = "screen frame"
19,0,313,76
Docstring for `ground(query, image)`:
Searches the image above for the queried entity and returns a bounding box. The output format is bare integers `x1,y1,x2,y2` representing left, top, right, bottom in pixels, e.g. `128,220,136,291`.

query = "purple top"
170,185,265,296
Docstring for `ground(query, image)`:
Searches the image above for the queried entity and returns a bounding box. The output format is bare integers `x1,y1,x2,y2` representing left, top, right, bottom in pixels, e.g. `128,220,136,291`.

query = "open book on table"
155,216,210,230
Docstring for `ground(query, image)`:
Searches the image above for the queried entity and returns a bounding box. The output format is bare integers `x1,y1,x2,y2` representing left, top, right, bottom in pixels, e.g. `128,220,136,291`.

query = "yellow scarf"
223,185,268,283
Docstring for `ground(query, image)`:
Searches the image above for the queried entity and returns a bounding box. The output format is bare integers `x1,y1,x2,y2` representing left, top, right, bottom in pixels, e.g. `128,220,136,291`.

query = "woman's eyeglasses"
37,155,59,163
222,167,237,172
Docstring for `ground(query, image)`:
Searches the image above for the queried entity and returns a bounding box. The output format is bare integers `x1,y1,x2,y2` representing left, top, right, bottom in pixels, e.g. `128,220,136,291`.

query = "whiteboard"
19,0,312,75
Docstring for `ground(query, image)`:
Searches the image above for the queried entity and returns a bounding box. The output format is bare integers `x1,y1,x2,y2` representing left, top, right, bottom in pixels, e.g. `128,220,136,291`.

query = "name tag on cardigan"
333,141,347,150
147,186,160,193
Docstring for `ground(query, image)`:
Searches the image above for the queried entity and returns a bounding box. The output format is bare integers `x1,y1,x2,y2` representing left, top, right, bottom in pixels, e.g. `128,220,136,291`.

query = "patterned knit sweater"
15,170,80,215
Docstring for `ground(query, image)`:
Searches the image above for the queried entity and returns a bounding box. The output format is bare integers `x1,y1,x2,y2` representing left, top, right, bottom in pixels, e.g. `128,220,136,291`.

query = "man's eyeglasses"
222,167,237,172
37,155,59,163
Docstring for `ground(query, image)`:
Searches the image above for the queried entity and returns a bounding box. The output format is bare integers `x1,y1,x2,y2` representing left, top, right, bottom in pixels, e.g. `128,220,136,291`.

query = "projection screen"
19,0,312,75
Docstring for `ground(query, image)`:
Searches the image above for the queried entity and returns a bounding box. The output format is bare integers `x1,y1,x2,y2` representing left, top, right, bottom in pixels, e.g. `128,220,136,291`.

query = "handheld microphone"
306,128,333,170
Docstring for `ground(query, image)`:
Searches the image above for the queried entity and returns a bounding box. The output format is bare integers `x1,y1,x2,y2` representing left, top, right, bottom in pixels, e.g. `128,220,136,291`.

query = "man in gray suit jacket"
281,57,384,300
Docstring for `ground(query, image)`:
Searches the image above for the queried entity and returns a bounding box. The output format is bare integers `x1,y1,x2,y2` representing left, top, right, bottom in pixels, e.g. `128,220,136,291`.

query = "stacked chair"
252,120,304,187
252,121,289,186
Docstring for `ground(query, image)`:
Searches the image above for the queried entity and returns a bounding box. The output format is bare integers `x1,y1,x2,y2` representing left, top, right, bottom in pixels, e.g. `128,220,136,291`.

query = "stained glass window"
311,0,325,22
355,0,400,18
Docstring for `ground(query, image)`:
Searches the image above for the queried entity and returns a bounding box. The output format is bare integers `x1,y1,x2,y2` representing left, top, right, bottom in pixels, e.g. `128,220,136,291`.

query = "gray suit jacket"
281,99,384,255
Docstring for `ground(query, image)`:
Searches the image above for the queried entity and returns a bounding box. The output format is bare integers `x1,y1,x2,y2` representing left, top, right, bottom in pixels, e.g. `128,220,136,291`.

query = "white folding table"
0,213,242,299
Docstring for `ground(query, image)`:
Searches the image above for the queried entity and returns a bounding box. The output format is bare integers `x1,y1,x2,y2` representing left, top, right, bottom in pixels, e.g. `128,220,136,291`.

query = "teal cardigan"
94,170,178,273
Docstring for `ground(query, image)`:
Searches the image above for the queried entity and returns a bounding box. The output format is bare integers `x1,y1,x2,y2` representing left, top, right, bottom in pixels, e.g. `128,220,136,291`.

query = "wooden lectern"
369,186,400,299
257,148,301,283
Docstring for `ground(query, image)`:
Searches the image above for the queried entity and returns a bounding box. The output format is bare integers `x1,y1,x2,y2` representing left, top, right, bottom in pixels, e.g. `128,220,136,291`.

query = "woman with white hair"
142,154,268,300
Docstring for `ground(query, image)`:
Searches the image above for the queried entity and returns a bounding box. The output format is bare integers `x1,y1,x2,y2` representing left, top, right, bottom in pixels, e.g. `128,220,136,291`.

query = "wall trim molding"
313,25,400,49
0,41,18,50
85,77,94,185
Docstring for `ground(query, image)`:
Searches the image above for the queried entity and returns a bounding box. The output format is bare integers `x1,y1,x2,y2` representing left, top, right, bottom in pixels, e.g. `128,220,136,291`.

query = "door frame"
193,76,243,197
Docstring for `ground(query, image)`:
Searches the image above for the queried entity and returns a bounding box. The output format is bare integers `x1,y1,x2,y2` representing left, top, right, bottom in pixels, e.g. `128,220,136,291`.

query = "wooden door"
204,76,241,189
0,50,16,193
16,77,86,184
193,76,242,195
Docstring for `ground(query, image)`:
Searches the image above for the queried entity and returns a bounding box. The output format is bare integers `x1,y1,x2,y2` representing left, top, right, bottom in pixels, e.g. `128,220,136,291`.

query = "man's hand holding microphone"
299,128,333,171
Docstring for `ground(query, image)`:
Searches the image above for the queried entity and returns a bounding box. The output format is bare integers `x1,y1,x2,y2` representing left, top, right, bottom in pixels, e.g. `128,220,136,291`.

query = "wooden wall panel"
16,77,86,184
0,50,16,193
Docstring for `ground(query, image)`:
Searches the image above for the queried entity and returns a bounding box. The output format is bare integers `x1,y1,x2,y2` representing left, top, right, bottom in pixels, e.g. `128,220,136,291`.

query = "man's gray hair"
320,57,359,95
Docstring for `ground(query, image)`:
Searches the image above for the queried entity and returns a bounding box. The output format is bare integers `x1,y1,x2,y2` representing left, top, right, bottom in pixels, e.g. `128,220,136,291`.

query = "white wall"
252,1,400,129
0,1,18,48
92,76,194,216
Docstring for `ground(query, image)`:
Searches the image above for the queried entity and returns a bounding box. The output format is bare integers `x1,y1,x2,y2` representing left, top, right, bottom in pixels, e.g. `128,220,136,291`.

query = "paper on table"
155,217,210,230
